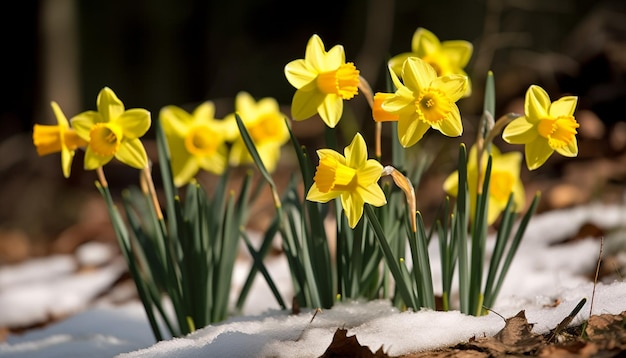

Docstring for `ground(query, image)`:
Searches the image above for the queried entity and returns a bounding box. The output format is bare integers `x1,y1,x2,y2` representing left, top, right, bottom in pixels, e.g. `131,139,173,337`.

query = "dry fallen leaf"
319,328,389,358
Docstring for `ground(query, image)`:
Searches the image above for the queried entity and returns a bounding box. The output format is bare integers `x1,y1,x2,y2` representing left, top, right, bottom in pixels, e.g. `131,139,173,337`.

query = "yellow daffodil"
160,101,234,187
443,145,525,225
389,27,473,97
307,133,386,228
71,87,150,170
382,57,467,147
32,101,88,178
502,85,579,170
284,34,360,128
225,91,290,173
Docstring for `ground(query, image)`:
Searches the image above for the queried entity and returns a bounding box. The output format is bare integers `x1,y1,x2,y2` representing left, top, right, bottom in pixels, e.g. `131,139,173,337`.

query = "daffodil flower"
160,101,234,187
443,145,525,225
307,133,386,228
284,34,360,128
502,85,579,170
32,101,88,178
224,92,290,173
382,57,468,147
71,87,150,170
389,27,473,97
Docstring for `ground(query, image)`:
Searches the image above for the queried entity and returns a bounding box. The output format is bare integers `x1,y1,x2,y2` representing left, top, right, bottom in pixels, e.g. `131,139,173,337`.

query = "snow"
1,203,626,357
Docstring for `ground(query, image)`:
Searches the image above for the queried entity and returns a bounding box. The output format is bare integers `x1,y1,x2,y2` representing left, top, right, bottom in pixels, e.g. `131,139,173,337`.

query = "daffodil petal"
411,27,439,56
115,138,148,169
160,106,192,138
512,180,526,213
388,52,412,77
345,133,366,168
441,41,473,67
442,171,459,197
306,183,339,203
51,101,69,128
173,157,200,187
496,151,523,176
525,137,554,170
323,44,345,72
381,85,414,113
433,104,463,137
387,63,405,91
403,57,436,91
192,101,216,123
431,74,468,102
317,148,346,164
525,85,550,121
486,196,503,225
256,143,281,173
357,183,386,207
61,147,73,178
217,114,240,141
318,94,343,128
117,109,150,139
549,96,578,117
357,160,384,185
96,87,125,122
555,137,578,157
284,59,317,89
341,193,365,228
198,148,227,174
234,91,256,117
71,111,101,140
84,145,113,170
398,115,429,147
292,86,325,121
502,116,537,144
305,34,327,72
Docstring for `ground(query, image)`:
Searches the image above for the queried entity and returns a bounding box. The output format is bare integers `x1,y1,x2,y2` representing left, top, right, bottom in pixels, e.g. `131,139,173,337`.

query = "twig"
590,236,604,318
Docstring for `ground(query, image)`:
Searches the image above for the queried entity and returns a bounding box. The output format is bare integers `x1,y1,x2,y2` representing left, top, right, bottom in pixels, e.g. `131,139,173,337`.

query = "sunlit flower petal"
292,84,326,121
398,115,430,147
341,193,365,229
306,182,339,202
524,85,550,122
501,116,537,144
524,136,554,170
318,94,343,128
117,109,151,140
432,103,462,137
284,59,317,89
97,87,125,123
306,133,386,228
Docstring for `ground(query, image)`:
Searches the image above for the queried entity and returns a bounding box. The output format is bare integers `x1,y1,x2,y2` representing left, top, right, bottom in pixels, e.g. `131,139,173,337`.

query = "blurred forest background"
2,0,626,264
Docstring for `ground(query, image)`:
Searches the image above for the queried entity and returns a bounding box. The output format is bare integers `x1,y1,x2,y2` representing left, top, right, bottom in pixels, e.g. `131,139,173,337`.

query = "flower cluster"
34,89,289,187
286,31,580,228
31,26,584,329
33,87,151,177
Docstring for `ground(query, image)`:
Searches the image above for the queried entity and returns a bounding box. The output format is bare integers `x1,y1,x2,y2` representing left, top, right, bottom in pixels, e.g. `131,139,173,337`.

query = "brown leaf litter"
319,310,626,358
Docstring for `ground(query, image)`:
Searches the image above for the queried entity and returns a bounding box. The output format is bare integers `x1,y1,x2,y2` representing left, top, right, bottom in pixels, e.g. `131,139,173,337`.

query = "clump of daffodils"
32,25,582,336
